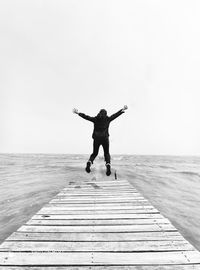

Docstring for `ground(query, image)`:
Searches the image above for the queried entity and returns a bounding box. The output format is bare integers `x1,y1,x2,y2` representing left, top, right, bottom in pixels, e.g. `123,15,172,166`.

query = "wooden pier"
0,168,200,269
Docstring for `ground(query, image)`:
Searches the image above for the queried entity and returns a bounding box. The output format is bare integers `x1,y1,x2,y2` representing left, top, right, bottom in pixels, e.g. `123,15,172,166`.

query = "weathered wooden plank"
66,181,131,184
52,197,144,201
80,182,132,185
56,194,142,198
54,197,145,201
61,190,138,193
38,208,157,215
51,197,147,204
48,202,150,207
0,265,200,270
66,182,132,185
38,207,156,212
37,211,160,217
65,183,132,187
58,192,139,196
63,183,132,187
38,206,155,211
0,266,200,270
79,182,131,185
0,240,194,252
62,185,134,188
18,224,177,233
49,200,148,205
41,205,154,209
63,182,135,190
69,190,137,193
61,185,135,189
89,183,133,187
64,188,135,191
33,213,164,220
62,184,134,188
58,191,139,194
6,231,185,242
63,187,135,191
60,188,136,191
78,185,133,189
44,204,152,209
26,218,171,226
66,187,134,191
63,188,136,191
73,186,134,190
84,180,129,183
55,197,144,201
0,251,200,265
53,196,144,202
86,250,200,264
79,181,130,183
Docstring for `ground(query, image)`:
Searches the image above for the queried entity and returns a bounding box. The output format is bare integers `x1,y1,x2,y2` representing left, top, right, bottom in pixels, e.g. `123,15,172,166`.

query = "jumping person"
73,105,128,176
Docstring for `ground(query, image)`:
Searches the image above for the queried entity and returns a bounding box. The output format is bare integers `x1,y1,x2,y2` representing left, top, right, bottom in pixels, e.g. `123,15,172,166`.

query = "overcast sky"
0,0,200,155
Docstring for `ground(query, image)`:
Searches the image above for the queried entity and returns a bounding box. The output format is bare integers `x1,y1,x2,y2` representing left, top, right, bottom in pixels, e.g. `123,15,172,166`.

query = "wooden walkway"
1,170,200,269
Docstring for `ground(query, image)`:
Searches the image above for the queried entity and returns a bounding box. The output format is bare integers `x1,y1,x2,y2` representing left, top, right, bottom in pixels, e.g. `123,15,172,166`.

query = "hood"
97,109,107,119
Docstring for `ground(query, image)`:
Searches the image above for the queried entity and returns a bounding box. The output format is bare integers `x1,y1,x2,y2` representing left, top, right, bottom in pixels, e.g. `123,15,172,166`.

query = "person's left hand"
123,105,128,111
72,108,79,114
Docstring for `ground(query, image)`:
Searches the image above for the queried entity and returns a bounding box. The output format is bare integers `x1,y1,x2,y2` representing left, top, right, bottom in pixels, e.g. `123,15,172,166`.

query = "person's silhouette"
73,105,128,176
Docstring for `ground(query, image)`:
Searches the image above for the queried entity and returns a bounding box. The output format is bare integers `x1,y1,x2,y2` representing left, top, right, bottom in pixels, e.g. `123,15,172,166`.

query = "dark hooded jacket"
78,109,124,139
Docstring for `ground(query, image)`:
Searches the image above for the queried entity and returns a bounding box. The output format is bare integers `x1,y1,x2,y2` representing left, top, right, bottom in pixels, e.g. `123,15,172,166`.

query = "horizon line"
0,152,200,157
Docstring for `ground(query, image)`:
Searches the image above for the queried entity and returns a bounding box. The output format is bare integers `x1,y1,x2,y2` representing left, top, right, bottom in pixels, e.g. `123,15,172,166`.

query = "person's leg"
86,139,100,173
90,139,101,163
102,138,111,176
102,138,111,163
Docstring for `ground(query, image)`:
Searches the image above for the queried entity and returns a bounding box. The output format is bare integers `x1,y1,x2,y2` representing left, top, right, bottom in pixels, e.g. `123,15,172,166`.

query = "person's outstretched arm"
73,108,95,122
109,105,128,121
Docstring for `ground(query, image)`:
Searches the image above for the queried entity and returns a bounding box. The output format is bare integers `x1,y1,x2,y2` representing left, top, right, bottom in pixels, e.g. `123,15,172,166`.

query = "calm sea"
0,154,200,251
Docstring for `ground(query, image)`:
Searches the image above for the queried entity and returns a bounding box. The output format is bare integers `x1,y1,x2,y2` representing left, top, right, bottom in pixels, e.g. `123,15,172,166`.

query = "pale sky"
0,0,200,155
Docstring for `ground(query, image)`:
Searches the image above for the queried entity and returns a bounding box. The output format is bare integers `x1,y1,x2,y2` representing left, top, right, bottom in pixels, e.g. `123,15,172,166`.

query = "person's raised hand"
73,108,79,114
123,105,128,111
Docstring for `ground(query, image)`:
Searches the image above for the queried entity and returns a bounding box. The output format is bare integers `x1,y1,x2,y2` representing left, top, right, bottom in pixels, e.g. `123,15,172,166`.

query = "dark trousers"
89,137,111,164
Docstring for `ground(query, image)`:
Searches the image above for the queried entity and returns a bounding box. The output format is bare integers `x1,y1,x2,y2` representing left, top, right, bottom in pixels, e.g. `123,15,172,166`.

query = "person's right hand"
123,105,128,110
73,108,79,114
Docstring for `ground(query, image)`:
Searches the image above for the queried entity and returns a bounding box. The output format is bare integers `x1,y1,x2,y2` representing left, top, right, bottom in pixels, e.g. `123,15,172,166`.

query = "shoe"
106,163,111,176
85,161,92,173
